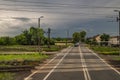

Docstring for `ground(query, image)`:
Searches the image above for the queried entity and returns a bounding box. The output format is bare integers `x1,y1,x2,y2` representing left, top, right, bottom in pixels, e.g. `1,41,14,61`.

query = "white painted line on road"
79,46,91,80
24,46,71,80
87,47,120,75
43,47,73,80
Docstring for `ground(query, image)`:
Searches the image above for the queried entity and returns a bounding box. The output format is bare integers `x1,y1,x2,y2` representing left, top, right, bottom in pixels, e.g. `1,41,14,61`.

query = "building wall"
109,37,118,45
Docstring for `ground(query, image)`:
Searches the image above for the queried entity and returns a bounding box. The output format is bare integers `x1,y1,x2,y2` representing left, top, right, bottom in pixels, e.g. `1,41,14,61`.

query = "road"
25,44,120,80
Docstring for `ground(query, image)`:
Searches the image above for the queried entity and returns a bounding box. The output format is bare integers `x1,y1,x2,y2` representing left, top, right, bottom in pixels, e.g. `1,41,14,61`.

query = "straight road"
25,45,120,80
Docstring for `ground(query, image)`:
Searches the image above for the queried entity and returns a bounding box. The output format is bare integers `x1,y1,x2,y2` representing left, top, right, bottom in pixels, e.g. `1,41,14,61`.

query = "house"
109,36,119,46
93,35,101,43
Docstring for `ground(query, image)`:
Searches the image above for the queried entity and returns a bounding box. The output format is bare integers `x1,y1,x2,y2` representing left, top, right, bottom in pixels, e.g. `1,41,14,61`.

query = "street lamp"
38,16,44,28
114,10,120,56
38,16,44,53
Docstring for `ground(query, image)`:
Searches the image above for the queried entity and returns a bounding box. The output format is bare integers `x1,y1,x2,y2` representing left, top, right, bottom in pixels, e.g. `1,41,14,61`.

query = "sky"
0,0,120,37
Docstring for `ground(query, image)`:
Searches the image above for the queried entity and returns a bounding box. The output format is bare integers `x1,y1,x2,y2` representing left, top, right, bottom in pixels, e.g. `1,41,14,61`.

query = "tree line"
72,31,86,43
0,27,55,45
72,31,111,46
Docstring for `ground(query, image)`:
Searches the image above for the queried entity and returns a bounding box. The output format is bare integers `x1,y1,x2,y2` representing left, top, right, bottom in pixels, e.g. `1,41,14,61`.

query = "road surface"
25,44,120,80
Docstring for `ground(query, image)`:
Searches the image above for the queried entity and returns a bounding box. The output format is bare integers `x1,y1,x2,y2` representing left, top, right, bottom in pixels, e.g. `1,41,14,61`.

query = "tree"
79,31,86,42
0,26,53,46
29,27,38,45
15,27,44,45
23,30,32,45
0,37,16,45
100,33,110,46
15,34,27,45
72,32,80,43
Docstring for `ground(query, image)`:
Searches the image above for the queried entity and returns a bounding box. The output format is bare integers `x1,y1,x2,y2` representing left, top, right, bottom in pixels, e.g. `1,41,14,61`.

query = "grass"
0,45,67,52
0,45,67,66
0,45,37,52
0,53,48,61
112,56,120,60
90,45,120,55
0,72,14,80
42,45,67,52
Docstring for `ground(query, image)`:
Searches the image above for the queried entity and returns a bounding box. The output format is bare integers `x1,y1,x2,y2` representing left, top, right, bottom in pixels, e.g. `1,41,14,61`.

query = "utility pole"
66,30,69,46
114,10,120,56
48,28,51,48
38,16,44,53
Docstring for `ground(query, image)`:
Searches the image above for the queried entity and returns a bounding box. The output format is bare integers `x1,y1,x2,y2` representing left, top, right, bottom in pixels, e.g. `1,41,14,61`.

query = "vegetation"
90,45,119,55
79,31,86,42
0,27,55,46
0,45,66,52
72,32,80,43
100,33,110,46
86,38,98,45
0,73,14,80
42,45,67,52
0,53,48,62
72,31,86,43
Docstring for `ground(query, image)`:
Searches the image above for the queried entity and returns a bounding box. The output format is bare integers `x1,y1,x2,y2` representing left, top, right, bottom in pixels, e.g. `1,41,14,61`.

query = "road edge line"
43,47,72,80
87,47,120,75
24,46,71,80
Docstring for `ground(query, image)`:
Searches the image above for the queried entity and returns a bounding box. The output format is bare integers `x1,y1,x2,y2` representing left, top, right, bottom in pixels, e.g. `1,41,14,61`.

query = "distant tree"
85,38,91,44
43,37,55,45
100,33,110,46
79,31,86,42
0,26,51,46
0,37,16,45
72,32,80,43
91,38,98,45
15,26,44,45
15,34,27,45
23,30,32,45
29,27,38,45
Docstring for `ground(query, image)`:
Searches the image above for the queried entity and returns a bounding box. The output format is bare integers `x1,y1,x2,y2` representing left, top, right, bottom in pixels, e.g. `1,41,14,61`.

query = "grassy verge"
0,45,67,52
89,45,120,55
112,56,120,60
0,72,15,80
42,45,67,52
0,53,48,66
0,53,48,61
0,45,37,52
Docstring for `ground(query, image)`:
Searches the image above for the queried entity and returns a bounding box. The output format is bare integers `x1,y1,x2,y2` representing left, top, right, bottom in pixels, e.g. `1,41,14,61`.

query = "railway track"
0,66,34,72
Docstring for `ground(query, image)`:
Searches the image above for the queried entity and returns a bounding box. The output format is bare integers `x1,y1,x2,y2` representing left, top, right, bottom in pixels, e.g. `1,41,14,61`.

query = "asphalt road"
24,44,120,80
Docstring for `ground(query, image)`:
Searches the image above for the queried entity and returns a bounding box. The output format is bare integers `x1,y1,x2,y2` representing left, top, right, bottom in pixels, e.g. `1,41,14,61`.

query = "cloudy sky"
0,0,120,37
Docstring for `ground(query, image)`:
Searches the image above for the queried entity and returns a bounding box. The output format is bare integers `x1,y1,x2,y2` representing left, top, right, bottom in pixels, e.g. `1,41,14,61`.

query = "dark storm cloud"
2,0,70,8
12,17,31,22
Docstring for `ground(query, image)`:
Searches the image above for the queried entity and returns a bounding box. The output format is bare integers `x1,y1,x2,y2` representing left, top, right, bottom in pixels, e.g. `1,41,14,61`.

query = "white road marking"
79,46,91,80
43,47,72,80
24,47,71,80
87,47,120,75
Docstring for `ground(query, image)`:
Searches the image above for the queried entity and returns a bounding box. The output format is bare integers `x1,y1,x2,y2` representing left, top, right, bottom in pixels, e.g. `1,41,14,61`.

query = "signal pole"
114,10,120,56
48,28,51,48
